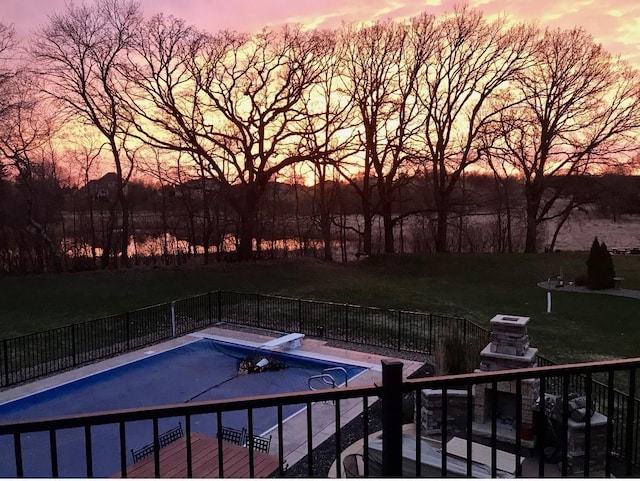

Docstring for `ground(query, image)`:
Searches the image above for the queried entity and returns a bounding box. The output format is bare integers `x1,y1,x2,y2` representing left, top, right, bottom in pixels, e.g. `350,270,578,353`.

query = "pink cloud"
1,0,67,36
3,0,640,66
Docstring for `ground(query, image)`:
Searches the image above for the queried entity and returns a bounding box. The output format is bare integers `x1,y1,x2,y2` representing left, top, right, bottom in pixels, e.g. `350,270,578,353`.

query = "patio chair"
217,426,246,446
131,422,183,463
343,453,364,477
248,433,272,453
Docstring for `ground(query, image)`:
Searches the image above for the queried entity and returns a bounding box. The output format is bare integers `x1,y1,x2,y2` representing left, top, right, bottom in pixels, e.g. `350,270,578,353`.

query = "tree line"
0,0,639,272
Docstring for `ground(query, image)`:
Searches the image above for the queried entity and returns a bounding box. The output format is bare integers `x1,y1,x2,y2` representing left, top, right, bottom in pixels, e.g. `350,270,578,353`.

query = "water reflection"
62,233,352,261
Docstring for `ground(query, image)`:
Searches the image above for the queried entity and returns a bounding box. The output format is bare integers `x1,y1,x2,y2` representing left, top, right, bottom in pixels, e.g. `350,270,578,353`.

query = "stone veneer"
418,314,540,442
473,314,539,443
419,389,470,437
418,313,607,471
565,413,608,474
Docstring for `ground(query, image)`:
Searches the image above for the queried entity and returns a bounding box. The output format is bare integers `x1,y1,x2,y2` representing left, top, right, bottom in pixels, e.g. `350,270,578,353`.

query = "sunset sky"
3,0,640,66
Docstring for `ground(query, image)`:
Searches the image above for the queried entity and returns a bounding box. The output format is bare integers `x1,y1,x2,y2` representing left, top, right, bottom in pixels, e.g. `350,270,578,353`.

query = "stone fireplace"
473,314,539,446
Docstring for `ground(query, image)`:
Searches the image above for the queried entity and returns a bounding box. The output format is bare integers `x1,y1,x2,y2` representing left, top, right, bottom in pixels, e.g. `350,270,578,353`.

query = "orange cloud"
5,0,640,67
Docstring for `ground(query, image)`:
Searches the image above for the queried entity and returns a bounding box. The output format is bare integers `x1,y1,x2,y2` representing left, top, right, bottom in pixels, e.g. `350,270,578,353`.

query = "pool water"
0,338,367,477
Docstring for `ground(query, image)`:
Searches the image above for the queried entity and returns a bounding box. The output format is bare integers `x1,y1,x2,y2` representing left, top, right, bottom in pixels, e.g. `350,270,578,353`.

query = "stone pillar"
420,389,470,438
473,315,539,445
563,413,608,474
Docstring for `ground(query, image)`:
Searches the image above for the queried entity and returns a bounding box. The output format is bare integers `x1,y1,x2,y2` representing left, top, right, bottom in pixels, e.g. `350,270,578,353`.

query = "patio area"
327,424,566,478
113,432,280,478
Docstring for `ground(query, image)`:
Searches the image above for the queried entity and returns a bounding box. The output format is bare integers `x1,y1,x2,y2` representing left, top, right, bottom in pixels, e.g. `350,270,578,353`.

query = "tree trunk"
237,216,254,261
435,209,448,253
115,175,129,268
524,204,538,253
160,186,169,265
101,207,117,268
201,178,211,266
236,190,259,261
317,172,333,262
362,206,372,256
382,207,395,254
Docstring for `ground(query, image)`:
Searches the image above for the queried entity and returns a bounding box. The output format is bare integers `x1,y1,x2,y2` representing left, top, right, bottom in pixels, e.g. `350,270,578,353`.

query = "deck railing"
0,358,638,477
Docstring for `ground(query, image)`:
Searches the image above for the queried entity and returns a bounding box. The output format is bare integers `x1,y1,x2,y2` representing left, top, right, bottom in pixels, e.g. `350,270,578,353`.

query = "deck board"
113,432,279,478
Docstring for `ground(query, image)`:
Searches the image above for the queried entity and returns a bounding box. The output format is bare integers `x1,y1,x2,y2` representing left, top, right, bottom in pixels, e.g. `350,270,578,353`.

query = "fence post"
428,314,433,354
171,301,177,338
298,299,302,333
381,360,403,476
256,294,261,329
126,312,131,351
397,311,402,351
217,290,222,323
71,323,77,367
208,292,212,325
345,304,349,343
463,319,467,343
2,338,9,387
625,368,636,476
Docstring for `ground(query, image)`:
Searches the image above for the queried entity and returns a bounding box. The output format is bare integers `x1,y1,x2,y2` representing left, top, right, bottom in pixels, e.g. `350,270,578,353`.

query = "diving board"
260,333,304,350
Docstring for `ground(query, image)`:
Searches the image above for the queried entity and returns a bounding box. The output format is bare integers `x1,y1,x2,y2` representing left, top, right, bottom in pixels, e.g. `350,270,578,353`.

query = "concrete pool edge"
0,334,201,405
189,332,383,372
0,327,420,406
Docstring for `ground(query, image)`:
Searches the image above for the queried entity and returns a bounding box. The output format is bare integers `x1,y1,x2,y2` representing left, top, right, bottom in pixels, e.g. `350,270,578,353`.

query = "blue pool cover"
0,338,366,477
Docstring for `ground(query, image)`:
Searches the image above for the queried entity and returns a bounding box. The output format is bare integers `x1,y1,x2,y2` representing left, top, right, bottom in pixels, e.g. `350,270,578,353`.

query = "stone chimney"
473,314,539,445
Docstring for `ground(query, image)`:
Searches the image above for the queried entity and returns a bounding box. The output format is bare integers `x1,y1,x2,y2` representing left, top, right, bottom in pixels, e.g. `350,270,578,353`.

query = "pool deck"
193,326,424,469
0,326,424,473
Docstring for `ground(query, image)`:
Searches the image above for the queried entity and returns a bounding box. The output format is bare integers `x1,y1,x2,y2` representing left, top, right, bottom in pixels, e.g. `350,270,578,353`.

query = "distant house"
175,178,222,200
84,173,118,202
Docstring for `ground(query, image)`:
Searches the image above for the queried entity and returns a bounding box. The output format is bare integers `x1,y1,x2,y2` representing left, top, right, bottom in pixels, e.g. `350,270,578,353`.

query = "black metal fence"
0,290,489,389
536,355,640,467
1,289,639,470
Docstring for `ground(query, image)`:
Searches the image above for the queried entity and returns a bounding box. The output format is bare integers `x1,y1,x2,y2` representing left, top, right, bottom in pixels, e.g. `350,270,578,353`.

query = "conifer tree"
586,237,616,290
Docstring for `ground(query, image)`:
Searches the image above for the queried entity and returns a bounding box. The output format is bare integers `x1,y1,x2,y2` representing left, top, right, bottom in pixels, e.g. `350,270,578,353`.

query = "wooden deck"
113,432,280,478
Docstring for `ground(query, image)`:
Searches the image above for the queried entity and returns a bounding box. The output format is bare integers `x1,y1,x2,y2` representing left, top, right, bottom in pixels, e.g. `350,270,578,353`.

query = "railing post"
217,290,222,323
298,299,302,333
171,301,177,338
381,360,403,476
625,368,636,476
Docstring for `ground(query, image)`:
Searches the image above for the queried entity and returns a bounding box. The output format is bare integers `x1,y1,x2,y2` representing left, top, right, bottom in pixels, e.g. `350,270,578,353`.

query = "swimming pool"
0,337,368,477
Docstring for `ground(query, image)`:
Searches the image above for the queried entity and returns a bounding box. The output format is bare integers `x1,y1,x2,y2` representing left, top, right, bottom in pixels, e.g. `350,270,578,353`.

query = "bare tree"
484,151,519,253
337,19,430,254
32,0,142,267
413,7,535,252
0,22,18,180
123,17,331,260
0,72,63,272
297,28,358,261
486,28,640,252
68,141,104,267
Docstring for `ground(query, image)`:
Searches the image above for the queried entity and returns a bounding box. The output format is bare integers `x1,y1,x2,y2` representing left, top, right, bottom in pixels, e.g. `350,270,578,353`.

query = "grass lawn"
1,252,639,365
